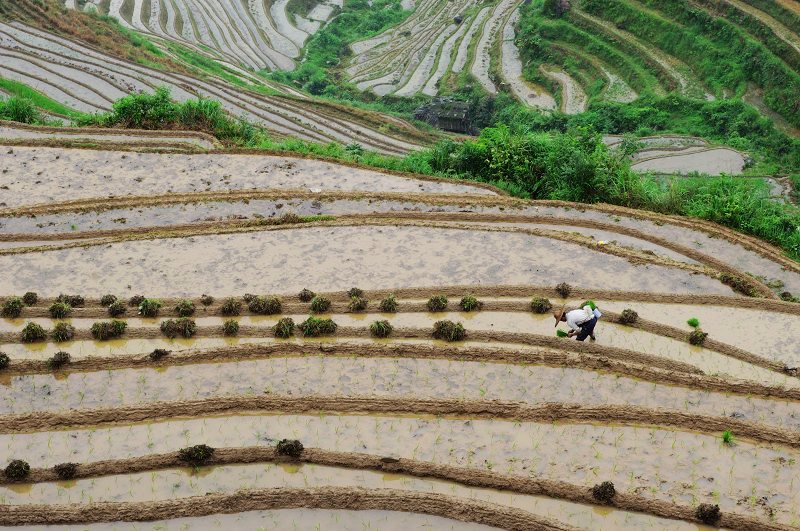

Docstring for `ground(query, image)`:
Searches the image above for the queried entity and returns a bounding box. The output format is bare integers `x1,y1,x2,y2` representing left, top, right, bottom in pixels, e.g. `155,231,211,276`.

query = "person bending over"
554,303,599,341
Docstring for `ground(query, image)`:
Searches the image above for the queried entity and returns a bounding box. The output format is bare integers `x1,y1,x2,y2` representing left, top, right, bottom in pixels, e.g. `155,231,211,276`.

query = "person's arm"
566,312,582,331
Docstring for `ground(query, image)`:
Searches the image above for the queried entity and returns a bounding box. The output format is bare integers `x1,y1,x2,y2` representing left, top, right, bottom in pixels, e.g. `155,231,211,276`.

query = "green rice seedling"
100,294,117,306
20,322,47,343
689,329,708,346
298,288,315,302
51,322,75,342
4,460,30,481
432,320,465,341
90,320,127,340
53,463,78,480
427,295,448,312
555,282,572,298
222,319,239,336
348,296,368,312
369,320,393,338
178,444,215,466
0,352,9,370
1,297,24,318
347,287,364,298
56,294,84,307
149,348,170,361
722,430,734,445
459,294,482,312
200,294,214,306
128,294,145,307
248,296,282,315
379,294,398,313
108,301,126,317
695,503,721,525
276,439,304,458
687,317,700,328
273,317,295,339
618,309,639,325
556,329,569,338
220,298,242,316
591,481,615,503
160,318,197,339
138,298,162,317
310,296,331,313
175,299,196,317
48,351,71,369
21,292,38,306
530,297,553,313
49,302,72,319
299,316,337,337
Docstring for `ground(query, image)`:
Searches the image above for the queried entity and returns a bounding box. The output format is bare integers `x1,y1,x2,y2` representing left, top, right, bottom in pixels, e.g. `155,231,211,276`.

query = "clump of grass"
178,444,215,466
51,322,75,342
722,430,734,445
347,287,364,298
459,294,482,312
149,348,170,361
138,298,162,317
689,329,708,346
22,292,38,306
432,320,465,341
175,299,196,317
348,296,368,312
222,319,239,336
556,329,569,338
1,297,24,318
687,317,700,328
530,297,552,313
108,301,127,317
160,318,197,339
53,462,78,480
248,296,282,315
720,273,757,297
379,294,398,313
298,288,315,302
49,302,72,319
4,460,30,481
299,316,337,337
555,282,572,298
591,481,615,503
20,322,47,343
0,352,8,370
276,439,304,458
100,294,117,306
200,294,214,306
618,309,638,325
273,317,295,338
780,291,799,303
48,351,71,369
220,298,242,316
90,320,127,340
427,295,448,312
56,294,84,307
369,320,393,338
242,293,257,303
695,503,721,525
310,296,331,313
128,294,145,307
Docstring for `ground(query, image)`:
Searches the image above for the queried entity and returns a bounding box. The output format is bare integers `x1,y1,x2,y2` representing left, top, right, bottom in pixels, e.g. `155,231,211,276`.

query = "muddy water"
4,353,800,430
1,462,697,530
0,225,732,297
3,414,798,524
631,149,745,175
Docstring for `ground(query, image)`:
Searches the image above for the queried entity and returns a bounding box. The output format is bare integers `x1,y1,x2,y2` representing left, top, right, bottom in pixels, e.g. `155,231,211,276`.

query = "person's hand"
567,330,576,337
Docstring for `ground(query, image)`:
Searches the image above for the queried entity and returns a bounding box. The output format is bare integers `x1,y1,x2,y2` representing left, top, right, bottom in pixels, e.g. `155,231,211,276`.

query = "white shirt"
565,306,594,331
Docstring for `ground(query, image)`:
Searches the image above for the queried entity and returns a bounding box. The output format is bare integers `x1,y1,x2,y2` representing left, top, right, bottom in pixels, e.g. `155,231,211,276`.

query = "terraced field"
1,138,799,529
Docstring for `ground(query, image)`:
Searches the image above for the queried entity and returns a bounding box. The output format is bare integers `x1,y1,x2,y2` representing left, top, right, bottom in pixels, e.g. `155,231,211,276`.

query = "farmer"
554,302,600,341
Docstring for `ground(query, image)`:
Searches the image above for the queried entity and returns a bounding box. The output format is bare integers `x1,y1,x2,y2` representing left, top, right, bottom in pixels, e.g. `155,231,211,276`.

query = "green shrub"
248,296,282,315
200,294,214,306
48,351,71,369
619,309,639,325
178,444,215,466
53,462,78,480
555,283,572,298
220,298,242,316
591,481,615,503
530,297,553,314
90,320,127,340
459,294,482,312
348,296,368,312
347,287,364,298
20,322,47,343
298,288,315,302
138,298,162,317
128,294,145,307
276,439,304,458
56,294,84,307
51,322,75,342
695,503,721,525
48,302,72,319
100,294,117,306
149,348,170,361
687,317,700,328
222,319,239,336
299,316,338,337
273,317,295,338
427,295,448,312
689,329,708,346
379,294,398,313
21,292,38,306
369,320,393,338
108,301,126,317
1,297,24,318
4,459,30,481
160,318,197,339
175,299,196,317
310,296,332,313
432,320,465,341
0,352,9,370
0,96,41,124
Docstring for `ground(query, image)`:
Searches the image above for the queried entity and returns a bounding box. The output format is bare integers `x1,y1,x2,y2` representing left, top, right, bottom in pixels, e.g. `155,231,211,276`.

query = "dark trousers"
576,316,598,341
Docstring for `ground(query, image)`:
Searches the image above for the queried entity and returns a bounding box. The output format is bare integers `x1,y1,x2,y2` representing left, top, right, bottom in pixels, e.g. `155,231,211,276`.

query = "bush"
149,348,170,361
49,302,72,319
108,301,127,317
555,283,572,298
20,322,47,343
310,296,332,313
51,322,75,342
53,462,78,480
695,503,721,525
369,320,393,338
0,96,40,124
128,294,145,307
299,316,337,337
427,295,448,312
222,319,239,336
348,296,368,312
220,298,242,316
459,294,482,312
200,294,214,306
248,296,282,315
56,294,84,307
591,481,615,503
4,460,30,481
276,439,304,458
379,294,398,313
298,288,315,302
618,309,639,325
90,320,127,340
175,299,196,317
48,351,71,369
138,298,162,317
1,297,24,318
686,317,700,328
432,320,466,341
160,318,197,339
22,292,38,306
347,287,364,298
273,317,295,338
178,444,215,466
689,329,708,346
100,294,117,306
530,297,553,313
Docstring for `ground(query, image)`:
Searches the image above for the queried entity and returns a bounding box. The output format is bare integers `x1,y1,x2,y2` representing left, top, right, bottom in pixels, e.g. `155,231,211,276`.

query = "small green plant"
695,503,721,525
0,352,9,370
347,287,364,298
530,297,553,314
427,295,448,312
618,309,638,325
175,299,196,317
348,296,368,312
49,302,72,319
555,282,572,298
276,439,304,458
222,319,239,336
21,292,38,306
48,351,71,369
51,322,76,342
273,317,295,338
298,288,315,302
780,291,799,303
379,294,398,313
722,430,734,445
459,294,482,312
1,297,24,318
220,298,242,316
591,481,615,503
108,301,126,317
432,320,465,341
20,322,47,343
160,318,197,338
687,317,700,328
689,329,708,346
100,294,117,306
556,329,569,338
56,294,84,307
4,459,30,481
299,316,337,337
248,296,282,315
138,298,162,317
149,348,170,361
128,294,145,307
310,296,331,313
200,294,214,306
178,444,215,466
369,320,393,338
53,462,78,480
90,320,127,340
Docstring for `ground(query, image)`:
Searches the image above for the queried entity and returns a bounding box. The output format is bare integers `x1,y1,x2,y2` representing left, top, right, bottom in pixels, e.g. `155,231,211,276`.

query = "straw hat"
554,305,566,327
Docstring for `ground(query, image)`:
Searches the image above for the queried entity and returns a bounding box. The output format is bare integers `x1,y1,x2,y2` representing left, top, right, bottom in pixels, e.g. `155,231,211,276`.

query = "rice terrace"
0,0,799,528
